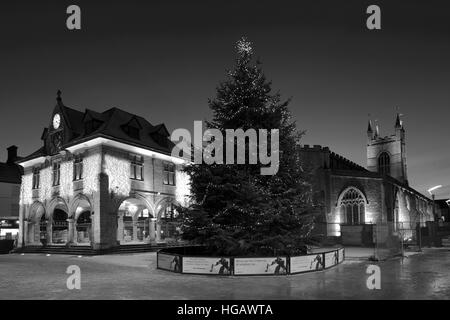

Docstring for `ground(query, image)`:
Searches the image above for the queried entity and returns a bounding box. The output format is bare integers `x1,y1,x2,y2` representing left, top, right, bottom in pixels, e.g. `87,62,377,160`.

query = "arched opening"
137,209,151,241
27,202,45,244
73,197,92,245
339,188,366,225
159,202,181,241
378,152,390,175
76,211,92,244
117,198,153,244
52,208,68,244
39,214,47,245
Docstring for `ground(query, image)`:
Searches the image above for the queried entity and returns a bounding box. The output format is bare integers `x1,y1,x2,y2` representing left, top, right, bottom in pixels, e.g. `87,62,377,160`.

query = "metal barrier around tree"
157,247,345,276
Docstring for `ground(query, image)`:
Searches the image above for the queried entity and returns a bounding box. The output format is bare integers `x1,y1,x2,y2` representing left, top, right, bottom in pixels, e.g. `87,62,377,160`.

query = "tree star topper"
236,37,253,56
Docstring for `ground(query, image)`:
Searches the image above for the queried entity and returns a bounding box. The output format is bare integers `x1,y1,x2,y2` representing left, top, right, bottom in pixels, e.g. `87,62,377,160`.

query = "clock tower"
45,90,66,155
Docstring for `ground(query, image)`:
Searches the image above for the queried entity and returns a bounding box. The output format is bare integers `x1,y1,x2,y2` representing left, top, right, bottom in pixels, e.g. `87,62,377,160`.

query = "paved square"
1,248,449,299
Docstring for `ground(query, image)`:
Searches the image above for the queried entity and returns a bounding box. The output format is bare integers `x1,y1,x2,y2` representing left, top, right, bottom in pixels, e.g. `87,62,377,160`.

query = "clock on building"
53,113,61,130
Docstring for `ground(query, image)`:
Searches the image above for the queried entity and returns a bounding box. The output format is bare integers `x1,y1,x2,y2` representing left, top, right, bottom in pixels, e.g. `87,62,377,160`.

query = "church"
17,92,190,251
300,114,437,246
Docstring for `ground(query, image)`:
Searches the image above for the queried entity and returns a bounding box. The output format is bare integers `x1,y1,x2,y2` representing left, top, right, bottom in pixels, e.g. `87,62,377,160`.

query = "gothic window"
52,162,61,186
32,167,40,189
378,152,390,175
163,162,176,186
130,155,143,180
340,188,366,225
73,155,83,181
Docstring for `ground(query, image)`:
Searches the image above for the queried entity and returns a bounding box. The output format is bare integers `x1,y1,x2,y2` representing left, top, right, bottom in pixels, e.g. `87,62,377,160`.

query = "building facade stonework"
300,115,435,245
17,93,189,250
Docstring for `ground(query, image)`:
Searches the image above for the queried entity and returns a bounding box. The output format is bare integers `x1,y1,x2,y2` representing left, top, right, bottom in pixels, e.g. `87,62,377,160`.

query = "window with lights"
163,162,176,186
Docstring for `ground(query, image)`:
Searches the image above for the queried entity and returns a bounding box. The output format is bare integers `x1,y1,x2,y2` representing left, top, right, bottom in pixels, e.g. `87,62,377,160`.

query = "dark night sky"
0,0,449,197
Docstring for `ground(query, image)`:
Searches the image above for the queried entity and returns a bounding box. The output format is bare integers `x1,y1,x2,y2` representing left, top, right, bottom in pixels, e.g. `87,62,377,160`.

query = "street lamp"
428,185,442,220
428,185,443,248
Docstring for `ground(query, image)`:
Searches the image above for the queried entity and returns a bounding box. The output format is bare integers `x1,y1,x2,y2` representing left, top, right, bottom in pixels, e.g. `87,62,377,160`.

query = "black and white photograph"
0,0,450,312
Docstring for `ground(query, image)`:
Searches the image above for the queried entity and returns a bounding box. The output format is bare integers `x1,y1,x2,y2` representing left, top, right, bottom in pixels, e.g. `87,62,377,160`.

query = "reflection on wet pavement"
0,248,449,299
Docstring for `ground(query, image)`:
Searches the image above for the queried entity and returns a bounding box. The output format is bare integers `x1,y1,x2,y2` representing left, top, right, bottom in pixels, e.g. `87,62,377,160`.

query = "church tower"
366,113,408,185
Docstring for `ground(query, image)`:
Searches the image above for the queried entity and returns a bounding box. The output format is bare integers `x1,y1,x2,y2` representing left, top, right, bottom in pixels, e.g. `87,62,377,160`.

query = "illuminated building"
17,91,189,250
0,146,22,241
300,114,435,245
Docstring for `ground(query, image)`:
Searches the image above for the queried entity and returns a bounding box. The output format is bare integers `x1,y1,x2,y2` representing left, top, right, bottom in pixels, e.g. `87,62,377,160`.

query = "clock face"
53,114,61,129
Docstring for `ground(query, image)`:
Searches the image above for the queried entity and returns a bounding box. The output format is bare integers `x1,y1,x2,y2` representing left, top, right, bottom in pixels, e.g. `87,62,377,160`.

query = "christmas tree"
179,38,315,256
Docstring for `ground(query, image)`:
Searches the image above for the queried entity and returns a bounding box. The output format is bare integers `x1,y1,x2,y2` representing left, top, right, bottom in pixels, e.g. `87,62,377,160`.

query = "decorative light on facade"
60,161,74,198
175,170,191,207
83,154,101,194
104,154,131,197
39,167,52,203
19,174,33,205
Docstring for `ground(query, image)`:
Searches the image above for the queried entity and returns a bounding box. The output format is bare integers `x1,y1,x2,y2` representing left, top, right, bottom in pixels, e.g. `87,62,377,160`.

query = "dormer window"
123,125,140,140
122,117,142,140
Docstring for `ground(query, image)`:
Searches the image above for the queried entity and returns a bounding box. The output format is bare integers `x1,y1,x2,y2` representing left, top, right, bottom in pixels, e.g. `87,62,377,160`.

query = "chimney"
7,145,18,164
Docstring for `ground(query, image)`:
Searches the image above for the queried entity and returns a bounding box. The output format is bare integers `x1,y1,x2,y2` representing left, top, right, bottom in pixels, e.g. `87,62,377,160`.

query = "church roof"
19,92,174,163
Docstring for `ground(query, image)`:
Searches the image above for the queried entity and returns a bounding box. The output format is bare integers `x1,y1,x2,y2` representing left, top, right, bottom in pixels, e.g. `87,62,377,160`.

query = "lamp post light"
428,185,442,221
428,185,442,248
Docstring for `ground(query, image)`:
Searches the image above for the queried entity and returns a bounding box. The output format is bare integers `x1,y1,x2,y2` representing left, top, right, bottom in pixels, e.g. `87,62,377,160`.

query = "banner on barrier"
324,251,339,268
234,257,288,275
182,257,232,275
290,254,324,273
158,253,182,272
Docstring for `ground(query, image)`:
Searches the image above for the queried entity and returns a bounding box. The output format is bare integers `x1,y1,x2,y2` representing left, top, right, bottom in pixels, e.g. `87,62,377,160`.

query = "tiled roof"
20,95,174,162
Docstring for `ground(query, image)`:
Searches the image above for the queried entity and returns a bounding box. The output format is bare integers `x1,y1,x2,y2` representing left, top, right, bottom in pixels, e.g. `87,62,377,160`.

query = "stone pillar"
156,223,161,242
18,205,27,248
117,214,124,244
149,218,156,242
67,218,75,244
47,220,52,244
132,220,138,242
23,219,29,245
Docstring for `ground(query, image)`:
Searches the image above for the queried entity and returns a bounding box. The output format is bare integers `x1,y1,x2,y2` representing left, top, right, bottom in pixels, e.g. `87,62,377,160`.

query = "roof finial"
395,109,402,129
56,90,62,103
367,113,373,132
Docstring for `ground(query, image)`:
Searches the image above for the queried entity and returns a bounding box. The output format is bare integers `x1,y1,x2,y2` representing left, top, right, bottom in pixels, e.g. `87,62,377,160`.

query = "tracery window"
378,152,390,175
340,188,366,225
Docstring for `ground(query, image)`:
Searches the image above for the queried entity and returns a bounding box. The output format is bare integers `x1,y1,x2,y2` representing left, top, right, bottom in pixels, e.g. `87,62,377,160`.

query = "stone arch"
337,186,368,206
47,197,70,244
155,197,181,242
69,193,92,219
70,193,93,245
114,192,155,217
116,194,155,244
47,197,69,219
27,201,46,244
28,201,46,221
155,197,180,220
337,186,367,225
